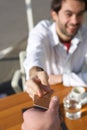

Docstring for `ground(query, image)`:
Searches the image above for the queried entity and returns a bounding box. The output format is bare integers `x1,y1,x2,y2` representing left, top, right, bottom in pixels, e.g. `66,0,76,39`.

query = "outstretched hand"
22,96,62,130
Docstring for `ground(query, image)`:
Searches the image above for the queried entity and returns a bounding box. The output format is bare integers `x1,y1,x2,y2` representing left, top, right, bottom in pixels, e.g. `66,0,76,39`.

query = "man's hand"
22,96,61,130
25,70,51,99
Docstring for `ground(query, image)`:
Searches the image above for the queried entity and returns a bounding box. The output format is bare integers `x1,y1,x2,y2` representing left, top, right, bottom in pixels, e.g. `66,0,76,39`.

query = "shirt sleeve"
63,72,87,87
23,21,49,80
63,58,87,87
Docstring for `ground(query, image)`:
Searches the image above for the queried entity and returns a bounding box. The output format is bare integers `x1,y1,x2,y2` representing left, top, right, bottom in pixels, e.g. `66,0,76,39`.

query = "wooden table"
0,84,87,130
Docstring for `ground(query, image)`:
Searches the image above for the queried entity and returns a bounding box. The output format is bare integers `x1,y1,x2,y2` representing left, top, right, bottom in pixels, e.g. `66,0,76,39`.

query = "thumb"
48,96,59,115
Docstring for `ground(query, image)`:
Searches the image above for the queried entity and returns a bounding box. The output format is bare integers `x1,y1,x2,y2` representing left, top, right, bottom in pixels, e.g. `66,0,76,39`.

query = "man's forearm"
29,66,44,78
48,74,63,85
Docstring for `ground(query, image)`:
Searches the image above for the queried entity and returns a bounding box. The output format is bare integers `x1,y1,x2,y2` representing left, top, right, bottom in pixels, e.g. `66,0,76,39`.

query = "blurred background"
0,0,87,97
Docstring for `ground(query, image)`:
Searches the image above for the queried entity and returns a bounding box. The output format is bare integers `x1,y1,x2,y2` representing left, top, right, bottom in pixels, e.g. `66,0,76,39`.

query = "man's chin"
67,31,77,38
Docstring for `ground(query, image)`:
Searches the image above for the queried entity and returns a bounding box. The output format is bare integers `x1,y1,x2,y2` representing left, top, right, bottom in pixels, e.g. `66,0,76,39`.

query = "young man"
24,0,87,99
22,96,62,130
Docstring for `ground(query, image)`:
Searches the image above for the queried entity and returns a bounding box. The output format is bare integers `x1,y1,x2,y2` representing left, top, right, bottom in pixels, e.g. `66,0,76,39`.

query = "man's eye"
66,13,72,17
77,12,84,17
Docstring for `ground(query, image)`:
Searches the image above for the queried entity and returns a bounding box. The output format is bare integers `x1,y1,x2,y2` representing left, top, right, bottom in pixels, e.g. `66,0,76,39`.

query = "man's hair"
51,0,87,13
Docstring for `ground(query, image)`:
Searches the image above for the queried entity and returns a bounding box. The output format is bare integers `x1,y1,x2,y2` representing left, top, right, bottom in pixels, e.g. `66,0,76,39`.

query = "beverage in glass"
63,96,82,120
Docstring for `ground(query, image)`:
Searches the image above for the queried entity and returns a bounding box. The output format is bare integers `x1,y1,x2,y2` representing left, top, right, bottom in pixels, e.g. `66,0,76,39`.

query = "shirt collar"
49,22,82,47
49,23,59,46
71,27,82,45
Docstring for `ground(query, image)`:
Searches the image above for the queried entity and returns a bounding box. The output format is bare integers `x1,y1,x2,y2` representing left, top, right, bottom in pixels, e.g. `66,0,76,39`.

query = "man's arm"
25,66,51,99
29,66,44,78
48,74,63,85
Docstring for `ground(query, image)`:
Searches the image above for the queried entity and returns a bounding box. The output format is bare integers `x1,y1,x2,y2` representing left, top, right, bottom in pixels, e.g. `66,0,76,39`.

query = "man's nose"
71,15,79,24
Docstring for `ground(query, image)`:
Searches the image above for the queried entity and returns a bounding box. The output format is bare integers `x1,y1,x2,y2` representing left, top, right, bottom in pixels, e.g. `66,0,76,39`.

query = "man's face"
55,0,85,41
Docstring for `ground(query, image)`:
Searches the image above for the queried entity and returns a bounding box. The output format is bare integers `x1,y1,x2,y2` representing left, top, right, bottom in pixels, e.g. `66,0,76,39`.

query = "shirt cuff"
62,72,86,87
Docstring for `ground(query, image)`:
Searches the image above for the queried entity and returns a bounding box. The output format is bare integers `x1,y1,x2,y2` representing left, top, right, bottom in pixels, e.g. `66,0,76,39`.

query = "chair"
11,51,26,92
11,0,34,93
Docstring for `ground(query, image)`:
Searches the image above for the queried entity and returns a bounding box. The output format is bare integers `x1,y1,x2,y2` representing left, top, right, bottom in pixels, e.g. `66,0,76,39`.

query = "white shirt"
24,20,87,87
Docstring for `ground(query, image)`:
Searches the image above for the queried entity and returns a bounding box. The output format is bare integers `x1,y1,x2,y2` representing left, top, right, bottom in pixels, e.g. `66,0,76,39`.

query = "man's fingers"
25,80,51,99
25,79,43,98
25,71,51,99
37,71,49,85
48,96,59,115
41,85,52,92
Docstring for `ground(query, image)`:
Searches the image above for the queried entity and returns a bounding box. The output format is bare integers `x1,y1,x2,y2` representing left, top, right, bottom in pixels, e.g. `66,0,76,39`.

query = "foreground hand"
25,71,51,99
22,96,61,130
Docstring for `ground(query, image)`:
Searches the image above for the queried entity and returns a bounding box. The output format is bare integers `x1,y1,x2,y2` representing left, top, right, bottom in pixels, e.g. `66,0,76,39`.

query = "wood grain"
0,84,87,130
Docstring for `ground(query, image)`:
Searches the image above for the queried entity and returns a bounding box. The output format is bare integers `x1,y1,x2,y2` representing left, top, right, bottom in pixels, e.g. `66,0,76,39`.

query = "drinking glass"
63,95,82,120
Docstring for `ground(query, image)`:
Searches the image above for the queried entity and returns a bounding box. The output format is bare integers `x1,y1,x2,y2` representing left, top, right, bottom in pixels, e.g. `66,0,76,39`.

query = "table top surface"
0,84,87,130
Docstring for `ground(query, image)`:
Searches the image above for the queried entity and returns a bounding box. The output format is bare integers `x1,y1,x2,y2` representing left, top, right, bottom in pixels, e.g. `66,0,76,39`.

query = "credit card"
34,90,54,110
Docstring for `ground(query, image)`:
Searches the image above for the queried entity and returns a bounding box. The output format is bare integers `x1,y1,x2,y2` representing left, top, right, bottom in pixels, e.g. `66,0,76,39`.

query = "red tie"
63,41,71,52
